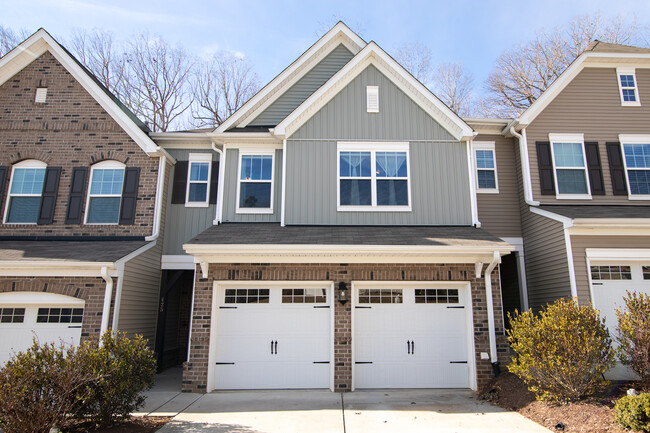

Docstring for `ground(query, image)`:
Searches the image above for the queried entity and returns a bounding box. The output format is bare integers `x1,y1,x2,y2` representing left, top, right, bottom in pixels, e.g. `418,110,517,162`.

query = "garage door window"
590,265,632,280
643,266,650,280
36,308,83,323
224,289,270,304
358,289,403,304
282,288,327,303
415,289,459,304
0,308,25,323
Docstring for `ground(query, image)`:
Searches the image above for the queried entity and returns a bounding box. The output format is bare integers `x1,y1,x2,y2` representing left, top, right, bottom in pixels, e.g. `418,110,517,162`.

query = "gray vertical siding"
162,149,217,256
249,44,354,126
285,64,471,225
222,148,282,223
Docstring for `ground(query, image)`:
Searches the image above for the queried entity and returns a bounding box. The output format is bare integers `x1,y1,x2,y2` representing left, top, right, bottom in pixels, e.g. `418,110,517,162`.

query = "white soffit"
215,22,366,133
274,42,475,141
0,29,162,157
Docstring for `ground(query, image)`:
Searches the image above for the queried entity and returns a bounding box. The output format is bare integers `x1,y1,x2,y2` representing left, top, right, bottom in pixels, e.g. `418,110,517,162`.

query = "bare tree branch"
394,42,434,88
432,63,475,116
0,26,30,57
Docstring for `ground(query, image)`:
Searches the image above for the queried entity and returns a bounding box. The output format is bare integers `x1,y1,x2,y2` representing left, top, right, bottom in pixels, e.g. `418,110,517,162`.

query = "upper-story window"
617,68,641,107
620,135,650,198
473,141,498,193
4,160,46,224
186,153,212,207
549,134,591,199
337,142,411,211
85,160,125,224
236,152,274,214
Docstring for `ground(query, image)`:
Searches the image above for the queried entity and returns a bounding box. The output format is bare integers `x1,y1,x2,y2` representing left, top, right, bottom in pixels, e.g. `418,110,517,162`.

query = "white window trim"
549,133,592,200
336,142,412,212
3,159,47,225
617,67,641,107
235,150,275,214
185,153,212,208
473,141,499,194
84,160,125,225
619,134,650,200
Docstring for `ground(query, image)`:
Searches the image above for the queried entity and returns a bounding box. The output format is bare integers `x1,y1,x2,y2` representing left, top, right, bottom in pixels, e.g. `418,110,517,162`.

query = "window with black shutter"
118,167,140,225
585,142,605,195
65,167,88,224
536,141,555,195
606,142,629,195
37,166,61,224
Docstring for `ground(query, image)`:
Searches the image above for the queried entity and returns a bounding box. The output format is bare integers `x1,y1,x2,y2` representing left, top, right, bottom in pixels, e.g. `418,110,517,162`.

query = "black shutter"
171,161,188,204
536,141,555,195
209,161,219,204
119,167,140,225
37,167,61,225
0,166,8,213
606,142,628,195
65,167,88,224
585,142,605,195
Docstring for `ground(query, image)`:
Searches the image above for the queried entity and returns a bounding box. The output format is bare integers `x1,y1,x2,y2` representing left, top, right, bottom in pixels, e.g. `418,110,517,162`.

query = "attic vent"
35,88,48,103
366,86,379,113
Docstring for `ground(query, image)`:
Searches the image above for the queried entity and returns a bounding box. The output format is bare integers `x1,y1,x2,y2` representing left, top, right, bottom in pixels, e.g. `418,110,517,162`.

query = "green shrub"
76,331,156,426
617,291,650,389
615,393,650,432
0,341,94,433
507,298,615,402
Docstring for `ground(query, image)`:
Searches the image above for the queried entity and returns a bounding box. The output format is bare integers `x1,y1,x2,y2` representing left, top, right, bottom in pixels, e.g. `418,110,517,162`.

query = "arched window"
4,160,47,224
85,160,125,224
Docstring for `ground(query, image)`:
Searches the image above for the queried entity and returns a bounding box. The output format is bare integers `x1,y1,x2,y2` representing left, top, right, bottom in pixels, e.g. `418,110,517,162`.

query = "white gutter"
100,266,114,336
466,138,480,227
146,156,167,241
281,138,287,227
484,250,501,364
510,126,539,206
211,141,225,224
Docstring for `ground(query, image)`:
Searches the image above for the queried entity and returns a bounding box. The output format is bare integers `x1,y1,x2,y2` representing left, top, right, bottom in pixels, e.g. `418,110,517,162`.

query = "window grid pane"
240,155,272,181
620,74,636,88
628,171,650,195
0,308,25,323
475,150,495,169
624,144,650,169
189,162,209,182
553,142,585,168
188,183,208,202
477,170,496,189
590,265,632,280
239,182,272,208
90,169,124,195
36,308,83,324
281,288,327,304
224,289,270,304
556,169,588,194
10,168,46,194
623,89,637,102
7,196,41,223
375,152,407,178
415,289,459,304
643,266,650,280
340,152,371,178
358,289,403,304
87,197,121,223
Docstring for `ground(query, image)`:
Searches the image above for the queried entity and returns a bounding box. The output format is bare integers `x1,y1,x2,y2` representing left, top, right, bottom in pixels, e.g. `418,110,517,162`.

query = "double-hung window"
549,134,591,199
85,160,125,224
186,153,212,207
473,141,498,193
337,142,410,210
617,68,641,106
236,152,274,213
620,135,650,198
4,160,46,223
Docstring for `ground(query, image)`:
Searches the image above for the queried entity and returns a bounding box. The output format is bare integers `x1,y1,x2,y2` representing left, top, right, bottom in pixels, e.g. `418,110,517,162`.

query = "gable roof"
215,22,366,133
507,40,650,131
274,41,475,141
0,29,165,157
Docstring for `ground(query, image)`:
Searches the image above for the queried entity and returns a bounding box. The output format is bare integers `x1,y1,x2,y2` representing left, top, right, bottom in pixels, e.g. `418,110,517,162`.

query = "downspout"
145,155,167,241
100,266,114,336
510,126,539,206
484,251,501,373
211,141,224,224
466,138,481,228
281,138,287,227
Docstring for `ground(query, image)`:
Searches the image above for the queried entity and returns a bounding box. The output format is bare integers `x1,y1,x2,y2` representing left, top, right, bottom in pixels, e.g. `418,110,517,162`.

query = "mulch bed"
479,372,641,432
67,416,171,433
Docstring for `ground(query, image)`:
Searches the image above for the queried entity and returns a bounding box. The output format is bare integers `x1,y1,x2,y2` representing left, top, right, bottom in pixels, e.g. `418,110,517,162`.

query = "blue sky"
2,0,648,95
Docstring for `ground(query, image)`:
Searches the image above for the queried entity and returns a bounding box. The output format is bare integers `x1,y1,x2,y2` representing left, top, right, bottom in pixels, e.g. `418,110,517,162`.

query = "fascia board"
529,206,574,228
586,248,650,261
215,23,366,133
0,30,161,157
0,261,118,277
275,43,474,141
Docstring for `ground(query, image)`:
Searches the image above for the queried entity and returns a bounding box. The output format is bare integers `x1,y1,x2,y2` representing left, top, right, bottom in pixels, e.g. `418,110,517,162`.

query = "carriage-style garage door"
354,283,473,389
212,283,332,390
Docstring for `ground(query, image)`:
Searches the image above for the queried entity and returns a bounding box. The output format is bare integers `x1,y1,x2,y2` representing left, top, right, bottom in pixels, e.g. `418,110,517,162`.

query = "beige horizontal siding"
527,67,650,205
475,134,522,237
571,235,650,306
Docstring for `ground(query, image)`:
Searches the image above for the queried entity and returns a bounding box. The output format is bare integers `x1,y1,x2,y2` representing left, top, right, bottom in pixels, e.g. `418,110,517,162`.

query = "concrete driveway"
139,382,549,432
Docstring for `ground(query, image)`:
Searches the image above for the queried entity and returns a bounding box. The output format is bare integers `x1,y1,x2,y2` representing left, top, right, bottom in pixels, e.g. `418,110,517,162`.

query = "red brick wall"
182,262,508,393
0,51,158,236
0,276,115,341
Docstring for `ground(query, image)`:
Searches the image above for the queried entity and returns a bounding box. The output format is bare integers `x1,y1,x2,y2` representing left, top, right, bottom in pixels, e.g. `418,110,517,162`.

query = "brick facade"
0,276,116,341
182,262,508,393
0,51,158,236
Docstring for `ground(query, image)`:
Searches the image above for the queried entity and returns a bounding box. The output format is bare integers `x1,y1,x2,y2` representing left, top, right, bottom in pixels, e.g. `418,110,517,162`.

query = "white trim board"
0,291,85,306
161,255,195,270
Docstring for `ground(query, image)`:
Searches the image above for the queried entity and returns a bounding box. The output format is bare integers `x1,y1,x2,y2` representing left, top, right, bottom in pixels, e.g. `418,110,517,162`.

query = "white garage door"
591,263,650,380
0,292,85,366
354,284,472,389
212,284,332,390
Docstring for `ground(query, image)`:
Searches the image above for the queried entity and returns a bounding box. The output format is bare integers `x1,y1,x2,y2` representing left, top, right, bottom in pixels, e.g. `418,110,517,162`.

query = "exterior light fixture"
338,281,349,305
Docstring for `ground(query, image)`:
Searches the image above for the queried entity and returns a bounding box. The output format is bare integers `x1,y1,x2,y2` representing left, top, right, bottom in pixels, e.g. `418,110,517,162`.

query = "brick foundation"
182,262,508,393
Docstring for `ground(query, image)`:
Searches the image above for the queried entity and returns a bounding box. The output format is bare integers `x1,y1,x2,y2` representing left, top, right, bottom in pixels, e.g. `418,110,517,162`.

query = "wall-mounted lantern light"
337,281,349,305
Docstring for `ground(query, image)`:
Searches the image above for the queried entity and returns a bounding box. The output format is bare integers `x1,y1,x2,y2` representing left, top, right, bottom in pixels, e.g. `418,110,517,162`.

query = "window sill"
337,206,412,212
555,194,592,200
185,202,210,208
84,222,120,225
477,189,499,194
627,195,650,201
3,222,37,225
236,208,274,214
621,101,641,107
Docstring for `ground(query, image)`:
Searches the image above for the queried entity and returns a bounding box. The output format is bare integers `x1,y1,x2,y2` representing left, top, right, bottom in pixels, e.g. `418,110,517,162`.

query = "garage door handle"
275,341,278,354
447,306,464,309
411,341,414,354
407,340,411,354
450,361,467,364
271,340,278,355
68,326,82,328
